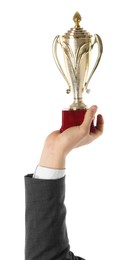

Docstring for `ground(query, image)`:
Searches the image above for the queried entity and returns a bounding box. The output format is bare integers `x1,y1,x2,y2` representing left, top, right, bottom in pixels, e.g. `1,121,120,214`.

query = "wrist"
39,145,66,170
39,156,65,169
39,156,66,169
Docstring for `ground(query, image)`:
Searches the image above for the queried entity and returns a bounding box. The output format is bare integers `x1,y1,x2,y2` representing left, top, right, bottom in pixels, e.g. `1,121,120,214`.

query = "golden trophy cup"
52,12,103,132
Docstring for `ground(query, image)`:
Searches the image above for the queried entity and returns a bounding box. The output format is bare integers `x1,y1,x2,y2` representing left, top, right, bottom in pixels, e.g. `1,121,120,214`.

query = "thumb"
81,105,98,131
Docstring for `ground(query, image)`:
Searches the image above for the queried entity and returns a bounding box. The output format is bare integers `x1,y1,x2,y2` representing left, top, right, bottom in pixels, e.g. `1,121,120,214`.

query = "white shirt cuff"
33,165,66,180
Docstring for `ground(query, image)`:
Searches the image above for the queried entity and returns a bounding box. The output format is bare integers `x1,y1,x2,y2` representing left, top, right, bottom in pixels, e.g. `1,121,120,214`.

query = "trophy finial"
73,12,81,27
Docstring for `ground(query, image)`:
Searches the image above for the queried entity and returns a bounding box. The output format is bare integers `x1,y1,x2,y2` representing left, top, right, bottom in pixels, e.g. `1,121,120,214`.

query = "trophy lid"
63,12,92,39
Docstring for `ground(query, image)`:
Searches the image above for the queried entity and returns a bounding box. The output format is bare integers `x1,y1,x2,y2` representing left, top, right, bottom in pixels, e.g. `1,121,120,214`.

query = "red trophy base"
60,109,95,133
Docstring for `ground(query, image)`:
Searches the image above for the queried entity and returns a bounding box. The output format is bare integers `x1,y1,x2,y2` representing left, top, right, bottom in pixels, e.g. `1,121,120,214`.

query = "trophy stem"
70,98,87,110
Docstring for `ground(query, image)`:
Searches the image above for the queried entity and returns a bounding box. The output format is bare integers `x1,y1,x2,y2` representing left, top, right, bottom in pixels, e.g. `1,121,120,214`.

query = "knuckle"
89,110,95,118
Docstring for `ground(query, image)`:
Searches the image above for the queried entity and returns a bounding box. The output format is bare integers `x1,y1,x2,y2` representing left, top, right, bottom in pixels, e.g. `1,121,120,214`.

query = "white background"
0,0,123,260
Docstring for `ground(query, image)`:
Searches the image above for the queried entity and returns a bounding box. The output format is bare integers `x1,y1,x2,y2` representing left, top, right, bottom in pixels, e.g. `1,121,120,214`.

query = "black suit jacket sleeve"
24,174,85,260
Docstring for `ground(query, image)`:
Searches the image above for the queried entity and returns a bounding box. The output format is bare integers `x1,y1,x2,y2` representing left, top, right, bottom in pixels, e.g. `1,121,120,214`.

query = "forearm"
24,174,69,260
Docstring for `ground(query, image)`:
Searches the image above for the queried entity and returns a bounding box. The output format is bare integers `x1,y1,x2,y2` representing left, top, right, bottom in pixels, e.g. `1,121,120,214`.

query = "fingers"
90,114,104,139
96,114,104,133
81,105,98,133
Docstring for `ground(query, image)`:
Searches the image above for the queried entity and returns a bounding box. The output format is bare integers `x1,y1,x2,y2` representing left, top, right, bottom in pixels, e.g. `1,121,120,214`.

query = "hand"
39,105,104,169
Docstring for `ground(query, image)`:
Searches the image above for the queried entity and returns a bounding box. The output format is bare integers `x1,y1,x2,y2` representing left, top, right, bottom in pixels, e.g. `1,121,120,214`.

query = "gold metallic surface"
52,12,103,110
73,12,81,27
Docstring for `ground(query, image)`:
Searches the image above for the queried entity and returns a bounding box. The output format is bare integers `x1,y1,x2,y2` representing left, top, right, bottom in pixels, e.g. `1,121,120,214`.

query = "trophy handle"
85,34,103,93
52,35,71,93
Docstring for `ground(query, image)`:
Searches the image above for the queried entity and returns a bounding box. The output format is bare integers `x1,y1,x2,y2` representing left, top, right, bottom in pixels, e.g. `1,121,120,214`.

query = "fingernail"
91,105,98,112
